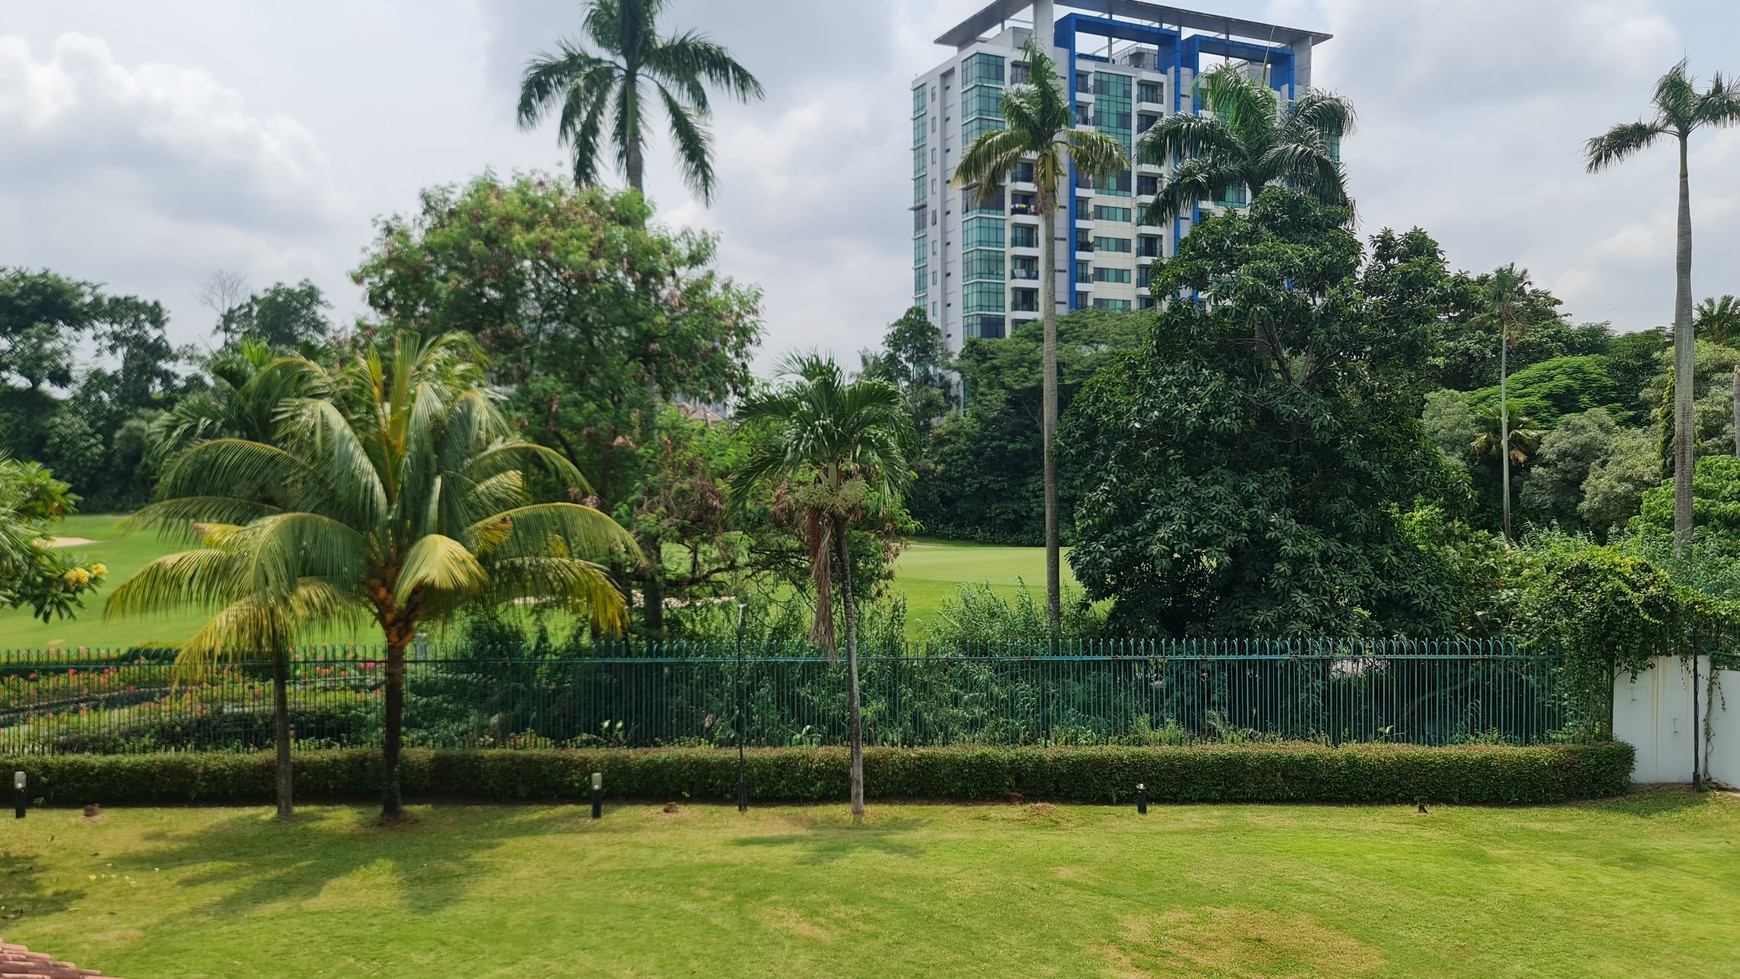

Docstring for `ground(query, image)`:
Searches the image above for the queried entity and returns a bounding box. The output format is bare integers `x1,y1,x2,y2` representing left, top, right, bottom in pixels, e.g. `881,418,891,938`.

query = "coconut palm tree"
108,331,638,818
517,0,764,203
732,354,913,824
1138,63,1355,226
1695,295,1740,346
953,37,1128,636
1468,265,1555,541
1586,60,1740,551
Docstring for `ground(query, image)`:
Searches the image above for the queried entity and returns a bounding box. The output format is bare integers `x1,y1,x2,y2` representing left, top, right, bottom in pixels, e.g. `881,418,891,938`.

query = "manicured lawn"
1,518,1067,647
1,790,1735,977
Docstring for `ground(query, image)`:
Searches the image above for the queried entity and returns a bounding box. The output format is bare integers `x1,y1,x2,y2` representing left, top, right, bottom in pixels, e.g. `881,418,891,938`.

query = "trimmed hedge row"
2,742,1634,806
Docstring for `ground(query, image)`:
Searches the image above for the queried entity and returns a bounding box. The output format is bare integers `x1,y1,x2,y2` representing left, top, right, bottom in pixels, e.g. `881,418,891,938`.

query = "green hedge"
1,742,1633,807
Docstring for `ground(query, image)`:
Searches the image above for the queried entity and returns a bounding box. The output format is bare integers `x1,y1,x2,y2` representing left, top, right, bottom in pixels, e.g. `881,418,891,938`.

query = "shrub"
2,742,1633,807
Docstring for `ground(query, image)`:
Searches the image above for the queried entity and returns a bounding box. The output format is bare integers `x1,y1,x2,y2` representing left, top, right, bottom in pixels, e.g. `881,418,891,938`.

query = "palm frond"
1065,128,1131,183
394,533,489,606
655,80,718,202
1583,120,1667,173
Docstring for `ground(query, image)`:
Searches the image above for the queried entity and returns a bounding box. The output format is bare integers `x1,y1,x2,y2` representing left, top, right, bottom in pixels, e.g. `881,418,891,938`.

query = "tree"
0,456,106,622
1136,63,1355,225
197,269,250,345
1694,295,1740,346
733,354,913,823
860,307,954,440
516,0,763,202
354,175,762,633
954,37,1129,635
1465,356,1622,428
225,280,333,350
108,331,639,818
1586,59,1740,552
1466,265,1560,540
1422,389,1478,469
0,269,97,392
1580,428,1660,539
1521,408,1621,530
909,308,1146,544
1063,192,1455,636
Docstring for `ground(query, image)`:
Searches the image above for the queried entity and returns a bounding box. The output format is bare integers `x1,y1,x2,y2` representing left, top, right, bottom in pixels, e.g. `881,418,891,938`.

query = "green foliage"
0,457,107,621
220,279,332,349
1636,455,1740,559
922,579,1105,645
1521,408,1621,530
1422,389,1477,468
2,742,1633,806
1063,192,1457,635
515,0,764,200
910,309,1147,544
860,307,955,440
1515,537,1687,736
1467,355,1621,427
1580,427,1660,538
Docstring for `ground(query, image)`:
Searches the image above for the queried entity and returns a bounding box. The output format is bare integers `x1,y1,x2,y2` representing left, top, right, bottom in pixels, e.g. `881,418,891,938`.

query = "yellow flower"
62,567,91,587
90,563,108,579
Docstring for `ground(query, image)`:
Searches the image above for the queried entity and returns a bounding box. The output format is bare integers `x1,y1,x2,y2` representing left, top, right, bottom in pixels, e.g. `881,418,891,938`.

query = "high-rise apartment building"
912,1,1331,351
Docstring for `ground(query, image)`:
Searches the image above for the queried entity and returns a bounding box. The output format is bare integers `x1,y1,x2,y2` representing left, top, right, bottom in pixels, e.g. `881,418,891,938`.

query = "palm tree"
1586,60,1740,551
517,0,764,203
1695,295,1740,346
953,37,1128,636
733,354,913,824
108,331,638,818
1468,265,1552,541
1138,63,1355,226
1472,402,1546,474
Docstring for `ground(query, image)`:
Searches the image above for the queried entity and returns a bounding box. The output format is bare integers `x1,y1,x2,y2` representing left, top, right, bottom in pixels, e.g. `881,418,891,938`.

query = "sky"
1,0,1737,373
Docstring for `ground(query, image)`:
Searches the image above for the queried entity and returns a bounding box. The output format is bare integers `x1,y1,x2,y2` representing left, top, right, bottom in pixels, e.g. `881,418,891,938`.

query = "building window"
1092,298,1133,310
1011,255,1039,280
1137,174,1159,197
1010,62,1029,85
1074,261,1091,280
962,116,1004,144
1138,236,1161,258
962,215,1005,249
1138,80,1162,104
1011,224,1038,249
961,186,1003,215
962,248,1005,282
1011,289,1039,313
1094,267,1132,283
966,315,1006,340
1138,296,1157,309
963,282,1005,314
963,53,1005,86
914,265,927,294
1012,161,1035,183
913,233,927,264
1095,169,1133,197
1093,236,1132,253
913,207,926,231
1093,205,1132,223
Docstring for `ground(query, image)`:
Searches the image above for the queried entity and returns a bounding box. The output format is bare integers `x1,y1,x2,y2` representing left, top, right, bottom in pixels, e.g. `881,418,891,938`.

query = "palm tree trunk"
1500,330,1511,542
272,648,293,820
1040,201,1062,637
381,639,407,817
832,514,864,824
624,77,644,194
1731,366,1739,458
1673,133,1695,552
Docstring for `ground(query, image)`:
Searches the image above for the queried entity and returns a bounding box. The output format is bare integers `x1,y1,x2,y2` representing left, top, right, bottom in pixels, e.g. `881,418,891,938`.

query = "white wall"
1613,656,1740,786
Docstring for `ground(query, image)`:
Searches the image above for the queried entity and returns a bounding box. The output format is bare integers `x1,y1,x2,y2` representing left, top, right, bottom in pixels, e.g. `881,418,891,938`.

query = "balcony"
1010,267,1040,281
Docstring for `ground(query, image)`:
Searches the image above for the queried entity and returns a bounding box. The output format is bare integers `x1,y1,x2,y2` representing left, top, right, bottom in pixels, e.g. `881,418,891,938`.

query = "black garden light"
1136,782,1147,815
14,770,24,819
591,771,603,819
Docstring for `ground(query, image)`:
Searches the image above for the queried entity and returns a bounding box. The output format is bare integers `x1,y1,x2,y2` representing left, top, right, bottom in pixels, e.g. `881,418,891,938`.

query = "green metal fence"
0,638,1567,754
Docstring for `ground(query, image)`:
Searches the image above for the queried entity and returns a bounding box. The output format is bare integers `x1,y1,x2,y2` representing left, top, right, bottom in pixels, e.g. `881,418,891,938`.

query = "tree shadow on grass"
1581,786,1725,819
730,814,931,866
0,849,88,923
110,805,590,918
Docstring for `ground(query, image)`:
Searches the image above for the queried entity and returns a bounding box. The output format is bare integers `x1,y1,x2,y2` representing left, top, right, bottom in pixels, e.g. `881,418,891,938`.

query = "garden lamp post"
735,600,749,813
14,770,24,819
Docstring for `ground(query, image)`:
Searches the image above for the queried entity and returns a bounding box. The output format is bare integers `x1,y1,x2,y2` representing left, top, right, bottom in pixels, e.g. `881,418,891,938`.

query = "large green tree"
1063,191,1454,636
1586,59,1740,551
108,331,639,818
733,355,912,823
354,175,761,632
516,0,763,202
954,37,1128,635
860,307,954,440
1137,63,1354,225
0,456,106,622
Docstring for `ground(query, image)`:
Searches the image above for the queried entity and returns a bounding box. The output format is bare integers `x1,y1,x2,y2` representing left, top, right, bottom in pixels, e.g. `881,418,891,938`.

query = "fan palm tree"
517,0,764,203
108,331,639,818
1472,402,1546,467
1138,63,1355,226
953,37,1128,636
1586,60,1740,551
732,354,913,824
1468,265,1554,541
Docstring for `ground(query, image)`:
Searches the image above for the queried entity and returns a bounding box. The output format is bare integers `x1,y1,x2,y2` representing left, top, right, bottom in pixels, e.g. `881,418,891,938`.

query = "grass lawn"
2,790,1735,977
0,517,1066,648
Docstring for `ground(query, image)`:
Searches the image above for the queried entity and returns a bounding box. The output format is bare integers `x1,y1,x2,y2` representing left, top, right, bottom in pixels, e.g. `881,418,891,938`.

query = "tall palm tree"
733,354,912,824
108,331,638,818
1468,265,1551,541
1138,63,1355,226
517,0,764,203
1586,60,1740,551
954,37,1128,636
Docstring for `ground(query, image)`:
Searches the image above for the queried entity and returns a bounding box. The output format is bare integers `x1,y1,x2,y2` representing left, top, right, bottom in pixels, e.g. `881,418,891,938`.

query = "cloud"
0,32,348,340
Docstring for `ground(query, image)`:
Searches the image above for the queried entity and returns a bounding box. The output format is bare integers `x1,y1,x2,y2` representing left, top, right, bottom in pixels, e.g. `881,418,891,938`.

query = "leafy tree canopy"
1063,190,1459,636
860,307,954,440
1466,355,1622,427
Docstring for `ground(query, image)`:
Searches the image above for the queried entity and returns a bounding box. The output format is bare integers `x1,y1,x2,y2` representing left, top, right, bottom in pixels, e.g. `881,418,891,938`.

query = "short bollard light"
14,771,25,819
1136,782,1147,815
590,772,603,820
